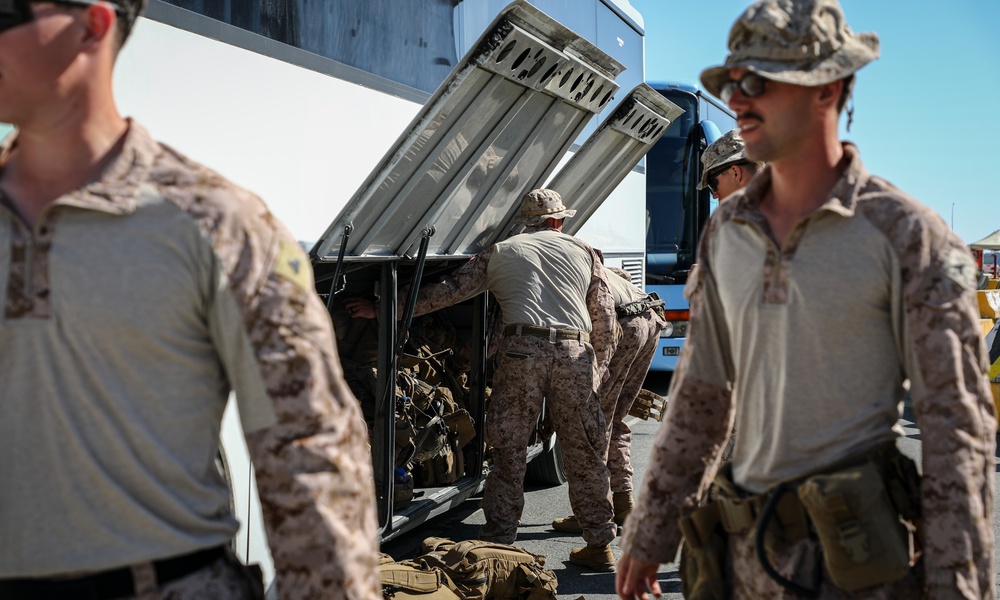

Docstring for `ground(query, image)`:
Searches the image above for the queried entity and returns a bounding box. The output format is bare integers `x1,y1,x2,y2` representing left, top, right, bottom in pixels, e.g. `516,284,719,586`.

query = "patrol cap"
516,189,576,226
697,129,747,190
700,0,879,98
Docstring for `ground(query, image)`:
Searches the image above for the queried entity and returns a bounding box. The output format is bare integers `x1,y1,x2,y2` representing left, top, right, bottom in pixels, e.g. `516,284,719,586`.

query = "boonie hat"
700,0,879,98
697,129,747,190
516,189,576,226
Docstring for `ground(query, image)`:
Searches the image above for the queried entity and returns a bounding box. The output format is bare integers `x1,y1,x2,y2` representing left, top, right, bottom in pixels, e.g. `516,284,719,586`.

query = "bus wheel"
525,435,567,486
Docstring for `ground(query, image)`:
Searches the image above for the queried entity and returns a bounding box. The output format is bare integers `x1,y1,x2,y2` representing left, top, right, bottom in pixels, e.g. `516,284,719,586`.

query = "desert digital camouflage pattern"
726,535,923,599
125,552,263,600
481,334,615,546
407,223,617,547
697,129,748,190
410,227,618,382
515,188,577,226
0,122,379,597
699,0,880,97
146,131,381,599
621,145,995,598
600,269,666,492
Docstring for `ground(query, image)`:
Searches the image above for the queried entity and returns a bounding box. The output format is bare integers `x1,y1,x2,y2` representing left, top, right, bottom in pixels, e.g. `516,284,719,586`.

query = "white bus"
105,0,673,594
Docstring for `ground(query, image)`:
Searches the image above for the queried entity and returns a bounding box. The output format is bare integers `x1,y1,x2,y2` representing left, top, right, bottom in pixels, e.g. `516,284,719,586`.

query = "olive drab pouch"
415,538,558,600
678,502,729,600
796,460,911,592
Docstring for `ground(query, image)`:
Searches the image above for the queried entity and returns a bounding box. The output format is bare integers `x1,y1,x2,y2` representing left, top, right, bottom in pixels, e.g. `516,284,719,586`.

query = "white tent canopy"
970,230,1000,251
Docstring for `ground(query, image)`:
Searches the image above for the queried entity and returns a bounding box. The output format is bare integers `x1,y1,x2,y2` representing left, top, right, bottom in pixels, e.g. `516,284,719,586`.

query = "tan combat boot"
550,515,583,533
569,544,615,571
553,492,634,532
612,491,634,526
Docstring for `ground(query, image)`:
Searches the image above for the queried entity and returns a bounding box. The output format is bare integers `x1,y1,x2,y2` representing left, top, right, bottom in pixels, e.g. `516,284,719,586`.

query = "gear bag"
415,538,558,600
379,554,461,600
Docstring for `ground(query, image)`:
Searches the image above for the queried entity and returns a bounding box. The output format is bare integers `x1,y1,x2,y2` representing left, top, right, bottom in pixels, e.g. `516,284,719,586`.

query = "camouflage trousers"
125,550,263,600
480,334,616,547
600,311,661,493
727,533,923,599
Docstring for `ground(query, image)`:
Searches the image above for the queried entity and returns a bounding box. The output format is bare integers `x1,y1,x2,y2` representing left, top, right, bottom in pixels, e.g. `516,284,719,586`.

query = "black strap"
0,546,226,600
755,483,821,599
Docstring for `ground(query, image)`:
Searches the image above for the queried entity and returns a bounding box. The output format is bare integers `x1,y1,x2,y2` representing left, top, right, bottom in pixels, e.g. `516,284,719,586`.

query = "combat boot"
569,544,615,572
553,492,634,532
612,491,634,526
550,515,582,533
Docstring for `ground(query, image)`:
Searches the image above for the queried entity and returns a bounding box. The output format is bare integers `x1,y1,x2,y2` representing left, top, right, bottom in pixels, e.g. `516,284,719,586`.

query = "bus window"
645,91,698,284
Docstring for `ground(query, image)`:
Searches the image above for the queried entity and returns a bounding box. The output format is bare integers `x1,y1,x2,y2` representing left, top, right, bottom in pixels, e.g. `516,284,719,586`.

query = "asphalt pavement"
382,373,1000,599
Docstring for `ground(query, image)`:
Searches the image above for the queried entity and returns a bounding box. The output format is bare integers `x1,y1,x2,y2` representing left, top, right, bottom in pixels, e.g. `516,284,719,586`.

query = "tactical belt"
0,546,226,600
616,293,665,319
504,324,589,343
709,441,909,540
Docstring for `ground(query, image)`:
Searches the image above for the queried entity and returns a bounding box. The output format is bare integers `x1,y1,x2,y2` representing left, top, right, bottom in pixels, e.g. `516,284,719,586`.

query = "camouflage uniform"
0,122,380,598
601,267,666,493
409,190,619,548
622,3,994,597
621,145,996,598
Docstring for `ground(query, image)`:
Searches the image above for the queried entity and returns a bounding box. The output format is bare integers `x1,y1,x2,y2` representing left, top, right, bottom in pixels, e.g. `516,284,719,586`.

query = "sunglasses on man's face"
707,162,748,194
719,72,768,104
0,0,121,35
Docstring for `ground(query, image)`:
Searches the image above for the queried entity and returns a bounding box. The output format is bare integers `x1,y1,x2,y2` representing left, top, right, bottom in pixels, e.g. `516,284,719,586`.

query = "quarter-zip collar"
0,119,160,218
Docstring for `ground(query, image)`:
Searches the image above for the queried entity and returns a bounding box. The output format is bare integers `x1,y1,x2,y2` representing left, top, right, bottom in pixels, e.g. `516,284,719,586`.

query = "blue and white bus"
105,1,668,593
645,82,736,372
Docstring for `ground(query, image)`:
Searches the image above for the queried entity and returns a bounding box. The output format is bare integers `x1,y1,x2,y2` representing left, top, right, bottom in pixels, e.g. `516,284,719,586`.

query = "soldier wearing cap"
697,128,763,201
348,188,620,570
617,1,994,598
0,1,380,598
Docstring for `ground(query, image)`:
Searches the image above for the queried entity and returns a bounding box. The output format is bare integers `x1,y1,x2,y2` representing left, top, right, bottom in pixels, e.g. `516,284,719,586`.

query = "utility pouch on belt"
677,470,734,600
796,460,912,592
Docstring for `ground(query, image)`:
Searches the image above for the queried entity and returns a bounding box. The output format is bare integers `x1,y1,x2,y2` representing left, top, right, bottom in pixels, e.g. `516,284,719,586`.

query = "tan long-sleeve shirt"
621,144,995,598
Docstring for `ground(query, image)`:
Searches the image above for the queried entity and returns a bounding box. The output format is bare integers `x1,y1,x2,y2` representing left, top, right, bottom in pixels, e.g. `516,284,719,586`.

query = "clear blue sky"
629,0,1000,246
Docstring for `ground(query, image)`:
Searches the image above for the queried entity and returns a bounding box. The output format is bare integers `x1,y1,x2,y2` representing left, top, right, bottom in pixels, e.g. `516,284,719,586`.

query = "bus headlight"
660,310,690,338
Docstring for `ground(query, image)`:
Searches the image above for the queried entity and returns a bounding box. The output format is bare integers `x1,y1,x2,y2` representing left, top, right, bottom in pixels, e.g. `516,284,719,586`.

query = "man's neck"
2,98,128,227
759,129,846,247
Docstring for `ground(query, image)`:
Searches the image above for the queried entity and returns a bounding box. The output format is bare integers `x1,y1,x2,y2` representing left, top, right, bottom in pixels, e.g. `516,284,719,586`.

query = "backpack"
379,554,461,600
414,538,558,600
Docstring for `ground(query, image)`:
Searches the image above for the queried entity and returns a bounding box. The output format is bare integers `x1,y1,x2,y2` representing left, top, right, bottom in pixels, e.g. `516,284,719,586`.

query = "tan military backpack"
414,538,558,600
379,554,461,600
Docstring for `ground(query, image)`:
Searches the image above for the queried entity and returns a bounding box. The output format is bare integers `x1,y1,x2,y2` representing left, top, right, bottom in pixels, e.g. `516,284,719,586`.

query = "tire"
525,435,568,486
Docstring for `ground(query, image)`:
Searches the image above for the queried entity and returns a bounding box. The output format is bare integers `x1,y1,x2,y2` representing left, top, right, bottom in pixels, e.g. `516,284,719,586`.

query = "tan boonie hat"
700,0,879,98
516,188,576,226
697,129,747,190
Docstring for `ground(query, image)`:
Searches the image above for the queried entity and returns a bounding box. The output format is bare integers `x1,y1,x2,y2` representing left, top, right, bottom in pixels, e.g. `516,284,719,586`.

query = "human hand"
342,298,377,319
615,553,662,600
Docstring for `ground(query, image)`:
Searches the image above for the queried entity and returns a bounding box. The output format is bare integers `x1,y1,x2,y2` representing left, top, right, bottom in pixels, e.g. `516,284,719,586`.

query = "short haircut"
114,0,148,49
743,160,765,176
837,75,855,113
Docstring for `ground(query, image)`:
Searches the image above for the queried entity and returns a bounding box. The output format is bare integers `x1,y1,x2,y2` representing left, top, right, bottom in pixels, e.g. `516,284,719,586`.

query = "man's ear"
81,3,117,51
816,79,843,111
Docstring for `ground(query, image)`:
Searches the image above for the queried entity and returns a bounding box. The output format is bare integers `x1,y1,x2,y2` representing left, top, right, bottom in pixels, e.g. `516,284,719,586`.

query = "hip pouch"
677,472,734,600
796,460,912,592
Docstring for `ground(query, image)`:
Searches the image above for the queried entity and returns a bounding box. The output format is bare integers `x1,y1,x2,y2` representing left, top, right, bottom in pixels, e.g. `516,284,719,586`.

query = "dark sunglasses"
0,0,122,35
719,72,767,104
706,162,746,194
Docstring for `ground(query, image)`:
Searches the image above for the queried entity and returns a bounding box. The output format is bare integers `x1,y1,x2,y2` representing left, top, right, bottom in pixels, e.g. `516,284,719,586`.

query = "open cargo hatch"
553,84,684,237
310,0,623,263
